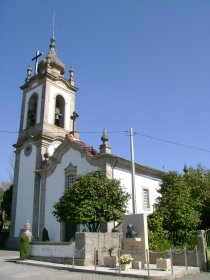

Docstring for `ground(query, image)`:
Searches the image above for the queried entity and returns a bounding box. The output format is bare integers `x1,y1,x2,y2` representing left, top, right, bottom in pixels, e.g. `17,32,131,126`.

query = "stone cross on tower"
70,111,79,133
32,50,43,75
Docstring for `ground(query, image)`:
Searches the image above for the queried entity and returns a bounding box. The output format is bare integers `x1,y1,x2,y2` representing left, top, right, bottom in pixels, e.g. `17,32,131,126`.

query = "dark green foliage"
1,185,13,220
156,172,200,231
20,233,30,260
0,185,13,232
0,187,4,232
148,209,170,250
42,228,50,242
148,165,210,250
53,170,130,232
149,166,210,232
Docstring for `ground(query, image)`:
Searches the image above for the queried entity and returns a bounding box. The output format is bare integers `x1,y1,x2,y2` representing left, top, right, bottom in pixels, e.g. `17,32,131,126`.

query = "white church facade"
9,38,163,247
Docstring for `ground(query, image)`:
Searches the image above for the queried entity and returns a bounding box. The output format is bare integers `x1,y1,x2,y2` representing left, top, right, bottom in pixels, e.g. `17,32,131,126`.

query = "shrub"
20,233,30,260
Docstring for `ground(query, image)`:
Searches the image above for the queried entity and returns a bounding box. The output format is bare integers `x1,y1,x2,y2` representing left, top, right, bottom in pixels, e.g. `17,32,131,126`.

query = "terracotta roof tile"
66,133,99,156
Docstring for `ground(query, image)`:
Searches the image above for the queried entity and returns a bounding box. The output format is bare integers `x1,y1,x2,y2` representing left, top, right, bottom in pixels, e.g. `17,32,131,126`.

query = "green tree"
148,165,210,233
184,165,210,229
53,170,130,232
0,187,4,232
157,172,200,231
1,185,13,221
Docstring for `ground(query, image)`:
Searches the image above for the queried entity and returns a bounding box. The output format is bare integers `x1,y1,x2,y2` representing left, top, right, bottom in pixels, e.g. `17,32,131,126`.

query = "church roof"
66,133,99,156
38,38,65,76
66,133,164,179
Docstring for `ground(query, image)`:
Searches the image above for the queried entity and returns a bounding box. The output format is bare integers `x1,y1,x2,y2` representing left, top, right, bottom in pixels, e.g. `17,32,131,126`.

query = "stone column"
197,230,207,271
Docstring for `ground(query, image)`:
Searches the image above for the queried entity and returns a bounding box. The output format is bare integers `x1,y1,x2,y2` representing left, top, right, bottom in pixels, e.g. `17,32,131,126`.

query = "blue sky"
0,0,210,182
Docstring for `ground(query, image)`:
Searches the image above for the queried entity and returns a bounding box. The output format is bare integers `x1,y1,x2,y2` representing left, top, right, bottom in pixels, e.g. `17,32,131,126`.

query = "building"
9,38,163,248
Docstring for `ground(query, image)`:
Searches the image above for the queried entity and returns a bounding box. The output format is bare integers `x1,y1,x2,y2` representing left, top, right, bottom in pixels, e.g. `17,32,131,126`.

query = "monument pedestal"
123,214,149,267
124,238,141,250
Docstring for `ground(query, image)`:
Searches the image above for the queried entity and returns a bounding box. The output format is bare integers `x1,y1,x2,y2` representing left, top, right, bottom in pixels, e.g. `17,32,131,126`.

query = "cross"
32,50,43,75
70,111,79,132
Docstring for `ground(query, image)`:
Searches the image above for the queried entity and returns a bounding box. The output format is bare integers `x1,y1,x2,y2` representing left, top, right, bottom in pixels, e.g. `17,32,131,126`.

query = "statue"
24,220,32,241
126,224,137,238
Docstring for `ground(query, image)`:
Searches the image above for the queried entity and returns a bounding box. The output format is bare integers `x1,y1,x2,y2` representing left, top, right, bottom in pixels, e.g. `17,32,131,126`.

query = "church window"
27,94,38,127
143,188,150,210
66,174,75,189
64,163,77,190
54,95,65,128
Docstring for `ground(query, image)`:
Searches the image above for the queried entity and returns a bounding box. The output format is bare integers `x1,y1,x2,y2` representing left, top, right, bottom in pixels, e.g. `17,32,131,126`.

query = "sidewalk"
17,259,200,279
0,250,200,280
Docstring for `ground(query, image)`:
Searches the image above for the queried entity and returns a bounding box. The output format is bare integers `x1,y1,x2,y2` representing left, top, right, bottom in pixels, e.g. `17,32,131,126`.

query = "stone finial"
100,128,111,154
101,128,109,143
24,220,32,241
69,66,75,86
24,220,31,231
25,65,32,82
183,163,189,174
49,37,56,49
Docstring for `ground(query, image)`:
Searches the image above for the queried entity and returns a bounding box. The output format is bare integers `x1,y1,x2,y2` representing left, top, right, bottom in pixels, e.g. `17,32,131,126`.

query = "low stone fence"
30,241,75,264
149,248,198,267
30,232,121,265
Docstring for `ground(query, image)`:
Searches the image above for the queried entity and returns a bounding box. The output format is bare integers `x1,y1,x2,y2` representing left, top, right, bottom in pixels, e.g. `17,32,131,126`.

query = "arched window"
54,95,65,128
27,94,38,127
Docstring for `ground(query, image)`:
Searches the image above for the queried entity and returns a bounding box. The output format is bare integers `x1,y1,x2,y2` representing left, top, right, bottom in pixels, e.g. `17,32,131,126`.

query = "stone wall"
75,232,121,265
30,232,121,266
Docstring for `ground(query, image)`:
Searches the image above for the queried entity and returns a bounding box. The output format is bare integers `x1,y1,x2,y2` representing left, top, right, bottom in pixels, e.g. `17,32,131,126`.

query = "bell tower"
9,38,79,245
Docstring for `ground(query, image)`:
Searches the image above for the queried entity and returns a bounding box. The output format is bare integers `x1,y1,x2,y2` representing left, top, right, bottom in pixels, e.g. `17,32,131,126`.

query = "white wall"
45,149,98,241
113,168,161,214
15,144,37,236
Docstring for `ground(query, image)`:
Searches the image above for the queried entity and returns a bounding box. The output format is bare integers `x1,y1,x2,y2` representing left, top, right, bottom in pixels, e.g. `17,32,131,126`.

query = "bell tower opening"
27,94,38,128
54,95,65,128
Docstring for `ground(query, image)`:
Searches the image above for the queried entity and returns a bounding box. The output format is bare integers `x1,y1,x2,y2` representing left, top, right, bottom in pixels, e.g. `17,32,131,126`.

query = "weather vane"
52,11,57,39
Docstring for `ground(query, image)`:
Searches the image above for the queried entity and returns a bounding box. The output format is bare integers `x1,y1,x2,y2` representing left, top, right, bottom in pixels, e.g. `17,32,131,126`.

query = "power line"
134,132,210,153
0,129,209,153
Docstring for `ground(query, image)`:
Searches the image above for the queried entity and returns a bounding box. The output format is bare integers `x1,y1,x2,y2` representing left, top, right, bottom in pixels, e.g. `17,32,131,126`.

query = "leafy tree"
148,165,210,233
0,187,4,232
184,165,210,229
53,170,130,232
1,185,13,221
156,172,200,231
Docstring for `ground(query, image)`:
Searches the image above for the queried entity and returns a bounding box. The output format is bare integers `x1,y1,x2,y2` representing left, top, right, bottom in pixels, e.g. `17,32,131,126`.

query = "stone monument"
122,214,148,268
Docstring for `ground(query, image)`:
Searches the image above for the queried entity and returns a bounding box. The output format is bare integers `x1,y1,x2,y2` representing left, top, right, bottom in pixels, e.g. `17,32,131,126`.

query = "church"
9,37,163,248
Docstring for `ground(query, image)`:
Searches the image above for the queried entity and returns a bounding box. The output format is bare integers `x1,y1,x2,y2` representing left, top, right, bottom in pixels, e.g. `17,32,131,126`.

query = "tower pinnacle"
100,128,111,154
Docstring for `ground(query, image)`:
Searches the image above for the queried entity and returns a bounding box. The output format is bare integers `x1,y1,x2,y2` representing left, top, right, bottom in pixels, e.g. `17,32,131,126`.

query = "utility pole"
130,128,136,214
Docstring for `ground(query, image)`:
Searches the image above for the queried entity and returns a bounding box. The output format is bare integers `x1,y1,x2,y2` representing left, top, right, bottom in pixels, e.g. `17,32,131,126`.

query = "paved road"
0,250,210,280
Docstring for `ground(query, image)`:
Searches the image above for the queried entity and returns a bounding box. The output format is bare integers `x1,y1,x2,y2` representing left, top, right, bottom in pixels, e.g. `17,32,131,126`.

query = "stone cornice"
95,154,164,180
20,72,78,92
